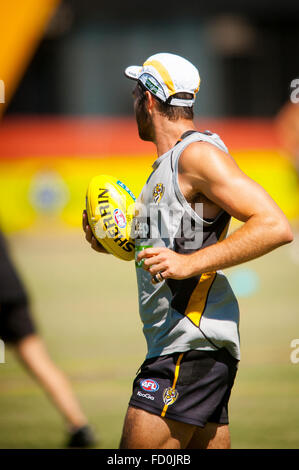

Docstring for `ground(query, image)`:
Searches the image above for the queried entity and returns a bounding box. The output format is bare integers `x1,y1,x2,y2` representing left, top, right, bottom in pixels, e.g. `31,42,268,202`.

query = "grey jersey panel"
135,131,240,360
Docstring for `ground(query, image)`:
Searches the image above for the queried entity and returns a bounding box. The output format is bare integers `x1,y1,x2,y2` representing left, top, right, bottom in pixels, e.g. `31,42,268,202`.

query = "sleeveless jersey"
134,130,240,360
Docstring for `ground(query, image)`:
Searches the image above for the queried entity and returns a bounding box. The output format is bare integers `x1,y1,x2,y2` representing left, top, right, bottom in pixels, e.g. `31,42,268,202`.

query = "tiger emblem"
153,183,165,204
163,387,179,406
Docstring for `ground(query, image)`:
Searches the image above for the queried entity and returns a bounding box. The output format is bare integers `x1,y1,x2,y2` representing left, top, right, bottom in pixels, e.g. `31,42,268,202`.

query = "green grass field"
0,228,299,449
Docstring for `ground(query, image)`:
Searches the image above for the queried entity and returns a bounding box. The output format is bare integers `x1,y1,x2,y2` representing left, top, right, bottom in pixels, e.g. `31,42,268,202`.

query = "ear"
145,90,155,114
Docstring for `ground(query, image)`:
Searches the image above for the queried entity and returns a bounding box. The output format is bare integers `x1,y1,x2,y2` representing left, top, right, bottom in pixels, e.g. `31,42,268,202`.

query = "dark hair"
134,82,194,121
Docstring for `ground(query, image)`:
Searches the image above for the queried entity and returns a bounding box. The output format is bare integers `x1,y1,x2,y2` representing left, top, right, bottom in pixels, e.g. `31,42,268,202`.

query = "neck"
152,117,196,157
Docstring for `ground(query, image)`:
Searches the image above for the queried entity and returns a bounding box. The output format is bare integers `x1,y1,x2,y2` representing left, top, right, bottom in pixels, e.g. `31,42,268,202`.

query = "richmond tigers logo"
163,387,179,406
153,183,165,203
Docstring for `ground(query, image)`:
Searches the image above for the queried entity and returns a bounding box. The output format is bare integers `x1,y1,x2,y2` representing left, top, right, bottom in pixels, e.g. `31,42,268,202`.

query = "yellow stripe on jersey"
143,60,176,95
218,221,230,242
161,352,184,418
184,221,230,327
185,272,217,327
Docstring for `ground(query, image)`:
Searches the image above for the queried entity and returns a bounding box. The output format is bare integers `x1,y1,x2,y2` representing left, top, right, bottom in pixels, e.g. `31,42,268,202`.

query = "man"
0,230,96,447
83,52,293,449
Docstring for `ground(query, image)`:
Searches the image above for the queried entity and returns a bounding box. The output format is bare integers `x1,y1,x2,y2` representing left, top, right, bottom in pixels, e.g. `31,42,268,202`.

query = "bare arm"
138,142,293,279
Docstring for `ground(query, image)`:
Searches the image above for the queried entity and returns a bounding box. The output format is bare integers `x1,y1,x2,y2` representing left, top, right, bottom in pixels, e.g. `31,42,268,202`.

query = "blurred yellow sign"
0,0,60,115
0,150,298,233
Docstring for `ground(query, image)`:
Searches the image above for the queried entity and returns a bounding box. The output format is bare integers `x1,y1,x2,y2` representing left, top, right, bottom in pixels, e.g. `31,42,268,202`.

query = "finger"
82,210,88,232
91,236,103,252
148,263,166,276
85,225,93,243
137,247,162,261
82,210,87,232
143,255,161,270
151,270,168,284
151,273,162,285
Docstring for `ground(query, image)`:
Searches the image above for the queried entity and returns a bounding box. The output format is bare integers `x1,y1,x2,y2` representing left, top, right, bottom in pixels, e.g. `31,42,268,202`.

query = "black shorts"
129,348,238,428
0,300,36,343
0,231,36,343
0,231,28,303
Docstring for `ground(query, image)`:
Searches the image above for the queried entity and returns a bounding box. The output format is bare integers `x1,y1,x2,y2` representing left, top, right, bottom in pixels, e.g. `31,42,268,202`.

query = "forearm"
188,215,293,276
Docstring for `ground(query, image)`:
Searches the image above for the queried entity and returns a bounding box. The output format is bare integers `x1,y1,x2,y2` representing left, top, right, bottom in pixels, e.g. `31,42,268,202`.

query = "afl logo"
140,379,159,392
113,208,127,228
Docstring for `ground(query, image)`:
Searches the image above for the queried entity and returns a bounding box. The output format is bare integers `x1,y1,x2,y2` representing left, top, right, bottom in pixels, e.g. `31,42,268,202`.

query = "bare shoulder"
177,138,288,224
179,141,237,169
178,141,241,184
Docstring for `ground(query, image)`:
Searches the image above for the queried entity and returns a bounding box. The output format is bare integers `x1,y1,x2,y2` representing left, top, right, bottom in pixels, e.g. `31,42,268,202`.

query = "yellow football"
86,175,136,261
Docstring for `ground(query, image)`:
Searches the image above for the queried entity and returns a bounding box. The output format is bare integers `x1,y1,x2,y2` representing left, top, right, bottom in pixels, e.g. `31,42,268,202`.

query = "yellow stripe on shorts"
161,352,184,418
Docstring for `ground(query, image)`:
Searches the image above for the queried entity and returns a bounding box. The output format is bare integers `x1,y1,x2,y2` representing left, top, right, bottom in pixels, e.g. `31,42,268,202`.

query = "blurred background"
0,0,299,449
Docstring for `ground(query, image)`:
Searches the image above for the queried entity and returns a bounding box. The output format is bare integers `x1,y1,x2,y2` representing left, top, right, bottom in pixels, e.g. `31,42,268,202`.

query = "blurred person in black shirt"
0,230,96,448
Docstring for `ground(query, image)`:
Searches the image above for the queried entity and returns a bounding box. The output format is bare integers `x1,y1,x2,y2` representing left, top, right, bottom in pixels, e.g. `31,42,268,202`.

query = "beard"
135,98,154,142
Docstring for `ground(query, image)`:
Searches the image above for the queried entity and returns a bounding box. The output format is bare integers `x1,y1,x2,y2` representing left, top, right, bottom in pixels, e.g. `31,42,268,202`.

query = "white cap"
124,52,200,107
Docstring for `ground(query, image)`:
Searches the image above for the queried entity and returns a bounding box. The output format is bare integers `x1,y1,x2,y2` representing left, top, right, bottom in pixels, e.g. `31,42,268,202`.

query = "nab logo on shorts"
140,379,159,392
